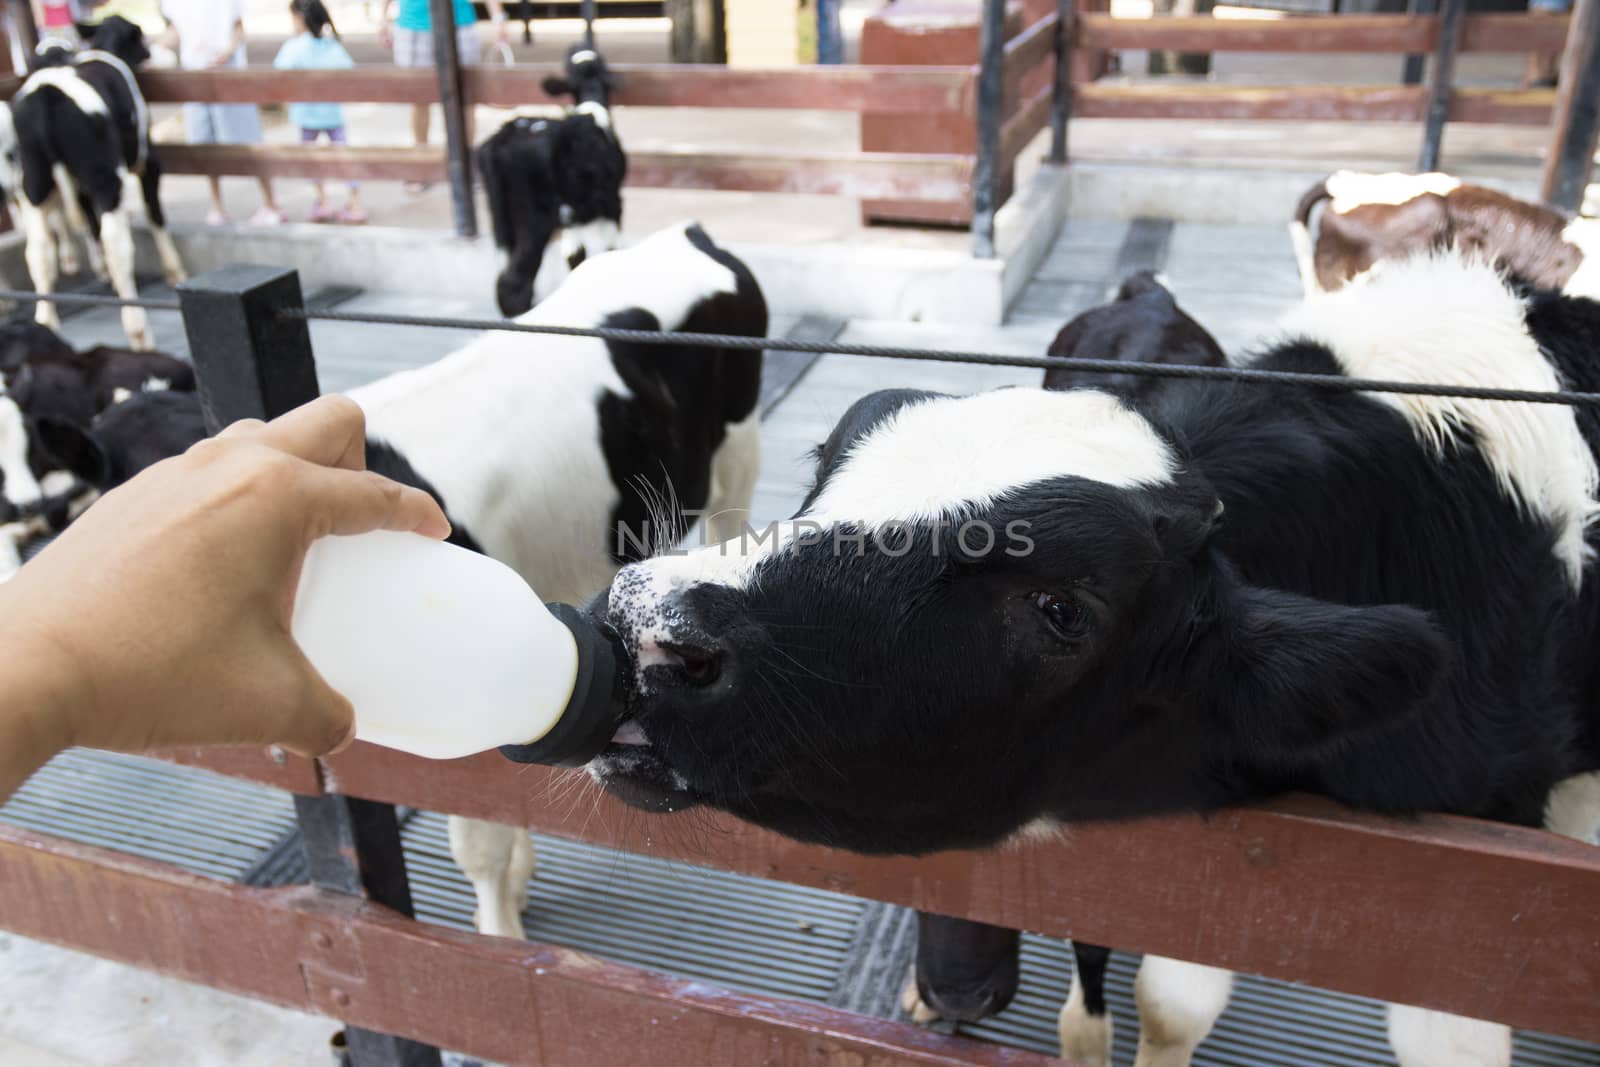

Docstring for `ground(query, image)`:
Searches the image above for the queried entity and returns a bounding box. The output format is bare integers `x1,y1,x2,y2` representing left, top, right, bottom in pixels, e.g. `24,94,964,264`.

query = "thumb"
277,649,357,759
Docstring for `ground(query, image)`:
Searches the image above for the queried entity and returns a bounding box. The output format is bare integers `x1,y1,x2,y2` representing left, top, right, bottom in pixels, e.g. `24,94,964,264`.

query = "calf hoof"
58,243,81,276
900,967,946,1026
33,304,60,330
1059,994,1114,1067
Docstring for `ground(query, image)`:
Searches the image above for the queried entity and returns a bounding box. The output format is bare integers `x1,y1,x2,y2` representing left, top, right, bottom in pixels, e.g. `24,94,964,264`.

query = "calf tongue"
611,721,648,747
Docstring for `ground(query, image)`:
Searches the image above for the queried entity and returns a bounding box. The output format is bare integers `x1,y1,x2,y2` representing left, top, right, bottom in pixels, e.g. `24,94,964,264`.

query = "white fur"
97,196,151,351
574,99,612,131
13,66,108,117
1131,956,1233,1067
352,224,739,603
0,524,23,583
1325,170,1461,214
569,48,600,66
1544,770,1600,844
808,389,1172,530
0,396,41,508
1387,1004,1511,1067
1276,253,1600,587
1058,970,1114,1067
1288,219,1318,298
18,196,60,330
38,470,75,498
1559,217,1600,301
446,817,535,940
560,217,620,269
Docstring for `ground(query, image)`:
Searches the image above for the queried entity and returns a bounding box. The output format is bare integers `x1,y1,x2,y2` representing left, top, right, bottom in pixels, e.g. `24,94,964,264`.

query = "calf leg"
704,413,761,545
1131,956,1233,1067
19,196,62,331
1059,941,1114,1067
137,161,185,287
98,204,153,351
1387,1005,1511,1067
447,815,536,940
902,914,1020,1026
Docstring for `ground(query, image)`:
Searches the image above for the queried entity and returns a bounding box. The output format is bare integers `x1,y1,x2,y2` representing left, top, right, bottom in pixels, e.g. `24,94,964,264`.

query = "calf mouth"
587,721,700,814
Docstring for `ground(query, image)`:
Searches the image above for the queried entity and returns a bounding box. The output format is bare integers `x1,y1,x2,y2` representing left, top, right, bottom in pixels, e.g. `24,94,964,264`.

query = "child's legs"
302,127,330,201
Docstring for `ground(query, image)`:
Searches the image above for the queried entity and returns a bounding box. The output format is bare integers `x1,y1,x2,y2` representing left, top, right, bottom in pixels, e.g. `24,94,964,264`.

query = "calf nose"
654,638,724,688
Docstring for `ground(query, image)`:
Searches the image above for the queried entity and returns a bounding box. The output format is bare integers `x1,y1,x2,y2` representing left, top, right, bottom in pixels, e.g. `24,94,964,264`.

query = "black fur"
592,280,1600,856
598,226,766,563
1042,271,1227,399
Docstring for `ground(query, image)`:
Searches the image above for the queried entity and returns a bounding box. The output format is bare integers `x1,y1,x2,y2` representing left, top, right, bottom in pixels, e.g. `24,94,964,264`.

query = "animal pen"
2,0,1600,1064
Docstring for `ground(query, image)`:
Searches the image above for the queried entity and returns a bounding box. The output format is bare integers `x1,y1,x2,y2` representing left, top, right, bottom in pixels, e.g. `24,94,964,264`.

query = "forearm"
486,0,507,19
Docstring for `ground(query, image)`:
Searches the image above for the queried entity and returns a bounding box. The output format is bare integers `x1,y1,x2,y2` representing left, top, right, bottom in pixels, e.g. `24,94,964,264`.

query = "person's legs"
457,24,483,144
184,104,230,223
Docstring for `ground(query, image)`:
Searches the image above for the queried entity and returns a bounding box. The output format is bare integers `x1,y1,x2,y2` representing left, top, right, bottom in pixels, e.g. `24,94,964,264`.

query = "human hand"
0,396,449,762
493,18,511,48
378,19,393,50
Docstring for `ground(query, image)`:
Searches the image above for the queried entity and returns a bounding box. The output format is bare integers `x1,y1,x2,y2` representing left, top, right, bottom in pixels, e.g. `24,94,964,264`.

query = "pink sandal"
338,205,368,225
308,201,337,224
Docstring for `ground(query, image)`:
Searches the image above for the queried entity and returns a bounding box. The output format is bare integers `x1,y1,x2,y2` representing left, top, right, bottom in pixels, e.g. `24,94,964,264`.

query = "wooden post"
1417,0,1464,172
176,265,444,1067
429,0,478,239
972,0,1005,258
668,0,727,63
1541,0,1600,212
1048,0,1072,163
5,0,37,71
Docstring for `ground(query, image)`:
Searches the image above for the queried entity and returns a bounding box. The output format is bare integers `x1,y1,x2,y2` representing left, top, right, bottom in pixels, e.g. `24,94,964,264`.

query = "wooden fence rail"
148,742,1600,1046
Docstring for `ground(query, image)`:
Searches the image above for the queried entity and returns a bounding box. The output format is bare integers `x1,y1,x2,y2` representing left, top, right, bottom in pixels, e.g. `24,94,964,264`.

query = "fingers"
301,464,452,541
249,395,370,471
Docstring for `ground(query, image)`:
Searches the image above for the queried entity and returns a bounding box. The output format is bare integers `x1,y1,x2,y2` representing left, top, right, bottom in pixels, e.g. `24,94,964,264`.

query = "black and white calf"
587,252,1600,1065
354,221,765,937
2,18,185,351
479,43,626,318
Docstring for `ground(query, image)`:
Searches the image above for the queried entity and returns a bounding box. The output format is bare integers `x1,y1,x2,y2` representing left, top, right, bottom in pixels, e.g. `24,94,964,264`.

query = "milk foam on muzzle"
292,531,627,764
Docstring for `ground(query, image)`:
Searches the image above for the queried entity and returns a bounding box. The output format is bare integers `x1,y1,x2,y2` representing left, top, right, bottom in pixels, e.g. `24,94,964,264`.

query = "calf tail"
1290,178,1331,300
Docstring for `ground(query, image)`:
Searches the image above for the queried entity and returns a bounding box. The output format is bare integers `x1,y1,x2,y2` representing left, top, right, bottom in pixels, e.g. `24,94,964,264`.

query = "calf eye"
1034,592,1092,642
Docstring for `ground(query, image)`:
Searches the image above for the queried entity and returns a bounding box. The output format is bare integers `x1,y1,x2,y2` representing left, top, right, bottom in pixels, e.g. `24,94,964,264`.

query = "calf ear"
32,417,109,488
1210,581,1449,759
542,75,573,99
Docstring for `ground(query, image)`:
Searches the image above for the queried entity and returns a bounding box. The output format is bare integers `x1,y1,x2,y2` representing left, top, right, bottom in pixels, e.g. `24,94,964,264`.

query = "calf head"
543,43,618,110
590,388,1448,854
1043,271,1226,399
86,16,151,69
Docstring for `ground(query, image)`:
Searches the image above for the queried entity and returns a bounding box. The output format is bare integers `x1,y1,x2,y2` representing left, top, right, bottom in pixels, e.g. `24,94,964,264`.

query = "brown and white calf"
1290,170,1600,301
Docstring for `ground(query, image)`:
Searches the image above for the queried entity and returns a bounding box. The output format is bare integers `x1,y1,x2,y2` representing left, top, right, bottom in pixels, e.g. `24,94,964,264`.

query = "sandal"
338,205,368,225
308,201,337,224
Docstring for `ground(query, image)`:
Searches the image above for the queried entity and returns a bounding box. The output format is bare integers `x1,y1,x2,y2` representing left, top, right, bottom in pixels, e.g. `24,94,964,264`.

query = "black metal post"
431,0,478,239
1047,0,1072,164
1541,0,1600,213
176,266,444,1067
1401,0,1437,86
972,0,1006,259
1416,0,1464,173
6,0,39,71
581,0,597,48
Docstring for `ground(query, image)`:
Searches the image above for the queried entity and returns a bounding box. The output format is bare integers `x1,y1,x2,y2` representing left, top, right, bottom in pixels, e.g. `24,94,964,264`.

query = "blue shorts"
182,102,263,145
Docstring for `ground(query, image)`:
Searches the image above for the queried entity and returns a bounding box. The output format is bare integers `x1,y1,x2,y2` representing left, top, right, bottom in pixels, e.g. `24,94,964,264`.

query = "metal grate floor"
5,750,1597,1066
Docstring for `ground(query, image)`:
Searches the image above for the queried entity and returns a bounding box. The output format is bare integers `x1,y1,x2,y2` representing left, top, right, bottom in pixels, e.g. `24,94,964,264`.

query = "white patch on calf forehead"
1276,252,1599,587
607,390,1175,659
1325,170,1460,214
0,396,41,508
808,389,1174,528
560,217,620,264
